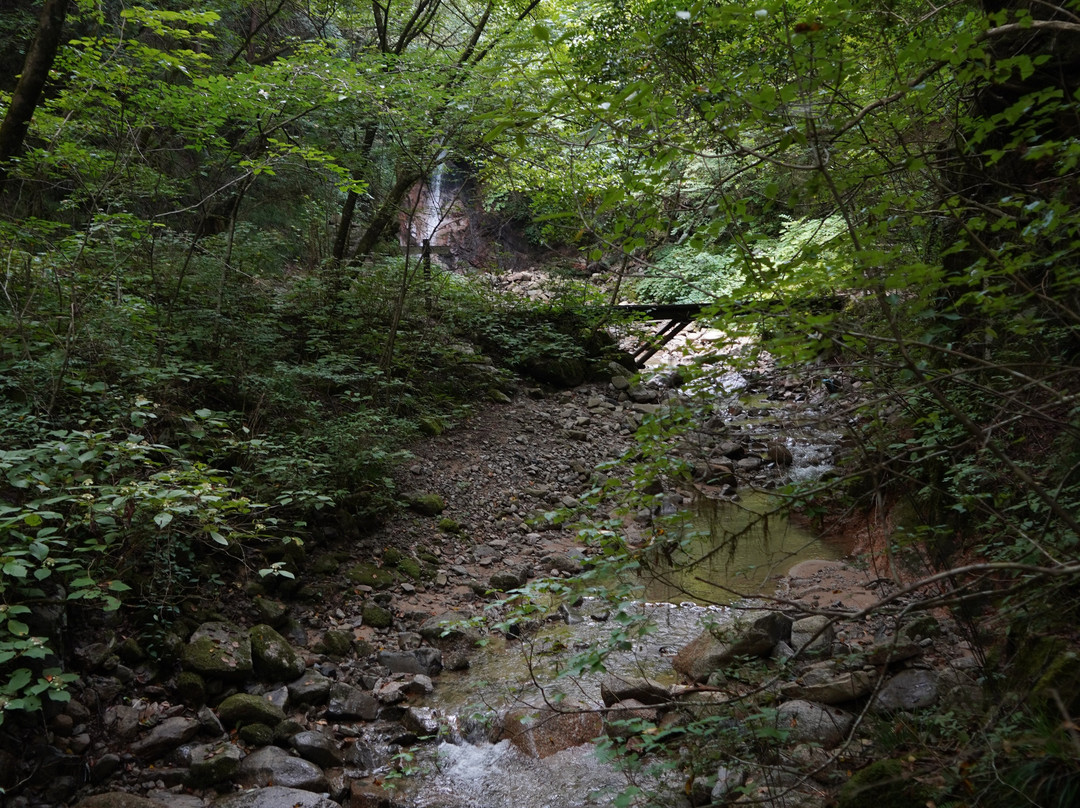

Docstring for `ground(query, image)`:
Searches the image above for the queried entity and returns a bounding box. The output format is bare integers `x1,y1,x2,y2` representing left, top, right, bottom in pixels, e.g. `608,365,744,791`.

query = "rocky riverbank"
2,356,980,808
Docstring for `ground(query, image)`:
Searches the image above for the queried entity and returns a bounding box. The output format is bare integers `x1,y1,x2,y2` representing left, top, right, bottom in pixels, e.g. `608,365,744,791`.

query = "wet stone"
288,670,332,705
187,741,242,788
871,669,939,713
290,730,343,768
326,682,379,721
236,746,330,793
130,716,200,761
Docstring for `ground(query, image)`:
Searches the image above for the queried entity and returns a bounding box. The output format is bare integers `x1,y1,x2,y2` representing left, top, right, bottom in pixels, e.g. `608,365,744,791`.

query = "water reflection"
641,491,838,605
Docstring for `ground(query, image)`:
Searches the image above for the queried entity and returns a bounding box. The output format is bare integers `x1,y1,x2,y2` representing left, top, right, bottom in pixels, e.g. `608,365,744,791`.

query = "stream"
373,345,851,807
393,500,841,807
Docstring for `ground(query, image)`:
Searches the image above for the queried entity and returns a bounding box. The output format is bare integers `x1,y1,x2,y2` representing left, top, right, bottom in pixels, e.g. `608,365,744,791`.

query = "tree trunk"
350,169,422,261
0,0,71,183
332,125,379,262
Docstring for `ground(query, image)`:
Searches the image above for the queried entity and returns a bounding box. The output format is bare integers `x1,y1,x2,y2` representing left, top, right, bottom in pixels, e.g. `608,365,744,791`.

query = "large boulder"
236,746,330,793
870,669,939,713
673,611,793,682
790,615,834,655
217,693,287,728
774,700,854,749
183,621,253,680
250,624,306,682
496,704,603,758
290,730,343,768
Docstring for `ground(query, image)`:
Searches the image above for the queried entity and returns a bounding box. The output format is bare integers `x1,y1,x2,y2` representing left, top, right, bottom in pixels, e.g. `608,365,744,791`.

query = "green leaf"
6,621,29,637
154,512,173,529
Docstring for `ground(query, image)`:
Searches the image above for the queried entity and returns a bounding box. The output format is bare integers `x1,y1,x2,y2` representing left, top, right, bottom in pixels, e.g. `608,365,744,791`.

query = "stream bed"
389,494,844,807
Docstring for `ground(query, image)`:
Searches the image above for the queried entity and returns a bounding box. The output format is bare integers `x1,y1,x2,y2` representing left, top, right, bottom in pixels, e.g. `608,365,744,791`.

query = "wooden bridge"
612,296,842,366
612,303,708,367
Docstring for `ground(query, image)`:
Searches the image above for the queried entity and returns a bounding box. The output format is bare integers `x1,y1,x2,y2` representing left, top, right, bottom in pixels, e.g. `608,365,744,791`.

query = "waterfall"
411,156,447,247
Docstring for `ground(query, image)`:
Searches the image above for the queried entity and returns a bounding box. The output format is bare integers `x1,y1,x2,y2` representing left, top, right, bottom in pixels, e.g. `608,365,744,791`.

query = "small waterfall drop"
411,156,448,247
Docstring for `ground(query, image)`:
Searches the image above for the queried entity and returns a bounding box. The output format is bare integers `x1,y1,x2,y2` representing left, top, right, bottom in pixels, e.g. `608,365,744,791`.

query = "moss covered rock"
405,492,446,516
437,518,463,534
238,723,275,746
344,562,399,589
182,621,253,681
250,624,306,682
175,671,206,706
315,629,353,658
217,692,286,728
361,603,393,629
396,556,423,580
187,741,242,788
837,759,932,808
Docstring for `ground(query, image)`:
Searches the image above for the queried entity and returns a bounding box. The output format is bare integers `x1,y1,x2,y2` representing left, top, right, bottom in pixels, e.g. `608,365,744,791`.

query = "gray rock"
217,693,287,728
326,682,379,721
211,786,338,808
183,621,254,680
374,678,409,704
774,700,854,748
538,554,583,575
198,704,225,735
781,669,875,704
673,611,793,682
377,648,442,676
106,703,141,740
252,597,288,626
235,746,330,793
130,716,200,760
711,765,747,802
871,669,939,713
264,685,289,711
291,730,343,768
718,441,746,459
488,571,524,591
791,615,834,655
772,640,796,660
401,706,440,737
866,638,922,665
628,385,660,403
90,753,121,783
187,741,242,788
143,795,206,808
288,670,332,705
250,624,306,682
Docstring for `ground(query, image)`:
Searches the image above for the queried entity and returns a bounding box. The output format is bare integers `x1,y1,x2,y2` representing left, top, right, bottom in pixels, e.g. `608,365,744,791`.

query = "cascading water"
410,157,447,247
